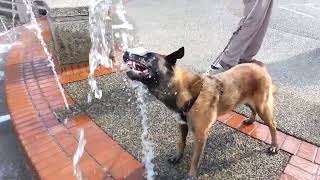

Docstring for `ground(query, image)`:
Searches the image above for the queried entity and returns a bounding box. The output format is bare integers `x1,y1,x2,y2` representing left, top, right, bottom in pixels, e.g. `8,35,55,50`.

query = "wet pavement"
0,121,36,180
0,39,35,179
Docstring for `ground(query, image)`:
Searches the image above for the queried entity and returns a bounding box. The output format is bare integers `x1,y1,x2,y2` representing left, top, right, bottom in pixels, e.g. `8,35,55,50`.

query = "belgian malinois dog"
123,47,278,179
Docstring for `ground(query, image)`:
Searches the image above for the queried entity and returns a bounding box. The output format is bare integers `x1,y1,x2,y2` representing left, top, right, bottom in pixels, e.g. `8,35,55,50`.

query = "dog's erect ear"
166,47,184,65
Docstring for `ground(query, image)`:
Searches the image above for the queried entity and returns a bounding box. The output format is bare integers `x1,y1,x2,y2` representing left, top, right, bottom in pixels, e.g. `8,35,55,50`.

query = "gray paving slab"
228,0,320,40
122,0,320,146
64,73,290,179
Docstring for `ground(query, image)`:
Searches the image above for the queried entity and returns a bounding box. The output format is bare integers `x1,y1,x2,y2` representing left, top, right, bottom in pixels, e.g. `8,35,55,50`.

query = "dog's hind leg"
244,103,257,124
257,95,278,154
168,114,189,164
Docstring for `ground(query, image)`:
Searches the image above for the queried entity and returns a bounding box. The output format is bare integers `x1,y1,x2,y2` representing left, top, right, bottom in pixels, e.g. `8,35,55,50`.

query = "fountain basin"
3,17,143,179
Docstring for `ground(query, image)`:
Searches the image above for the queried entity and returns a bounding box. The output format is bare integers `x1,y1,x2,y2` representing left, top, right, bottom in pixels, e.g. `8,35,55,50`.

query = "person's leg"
240,0,256,26
240,0,274,63
213,0,273,69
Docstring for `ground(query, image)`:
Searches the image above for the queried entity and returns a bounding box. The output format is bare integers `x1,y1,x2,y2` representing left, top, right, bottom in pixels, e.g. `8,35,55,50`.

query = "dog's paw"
168,154,183,164
268,144,279,154
243,118,254,124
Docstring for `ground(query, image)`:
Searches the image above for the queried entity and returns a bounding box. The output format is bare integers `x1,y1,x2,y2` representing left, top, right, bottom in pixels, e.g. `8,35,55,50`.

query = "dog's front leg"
169,113,188,164
187,109,215,178
188,132,208,178
168,122,189,164
186,88,219,178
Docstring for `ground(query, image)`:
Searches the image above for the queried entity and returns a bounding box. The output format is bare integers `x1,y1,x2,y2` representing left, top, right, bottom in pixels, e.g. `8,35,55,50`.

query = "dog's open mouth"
126,60,150,75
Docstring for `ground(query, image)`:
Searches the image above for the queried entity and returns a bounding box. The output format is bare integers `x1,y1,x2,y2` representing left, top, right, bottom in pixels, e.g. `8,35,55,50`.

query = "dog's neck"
172,66,202,95
171,66,203,110
146,65,203,112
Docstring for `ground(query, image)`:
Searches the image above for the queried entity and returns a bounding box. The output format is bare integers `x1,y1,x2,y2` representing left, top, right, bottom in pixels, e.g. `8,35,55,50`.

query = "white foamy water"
112,23,133,30
11,0,17,41
11,0,15,27
22,0,69,110
73,128,86,180
114,0,131,28
87,0,113,103
0,71,4,80
127,47,147,56
131,82,155,180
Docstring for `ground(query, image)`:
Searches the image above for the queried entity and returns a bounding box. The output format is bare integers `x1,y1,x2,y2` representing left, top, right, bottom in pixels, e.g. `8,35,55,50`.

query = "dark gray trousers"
216,0,274,68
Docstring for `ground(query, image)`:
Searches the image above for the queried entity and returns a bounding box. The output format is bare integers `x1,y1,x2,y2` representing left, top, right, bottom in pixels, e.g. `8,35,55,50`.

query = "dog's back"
212,63,274,115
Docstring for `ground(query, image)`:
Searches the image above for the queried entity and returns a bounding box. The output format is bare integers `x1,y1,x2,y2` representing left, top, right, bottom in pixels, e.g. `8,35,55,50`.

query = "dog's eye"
145,53,156,60
144,53,152,57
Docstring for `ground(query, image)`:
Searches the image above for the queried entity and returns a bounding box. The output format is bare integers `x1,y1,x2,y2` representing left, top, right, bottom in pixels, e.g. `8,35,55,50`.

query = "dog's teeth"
133,62,136,68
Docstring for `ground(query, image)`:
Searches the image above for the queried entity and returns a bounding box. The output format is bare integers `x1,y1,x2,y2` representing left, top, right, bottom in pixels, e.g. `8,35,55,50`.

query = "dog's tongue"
143,69,149,74
127,47,147,56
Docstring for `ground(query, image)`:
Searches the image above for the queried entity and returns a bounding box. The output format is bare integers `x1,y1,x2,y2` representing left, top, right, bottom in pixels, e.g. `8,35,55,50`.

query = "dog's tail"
252,60,265,67
272,84,278,95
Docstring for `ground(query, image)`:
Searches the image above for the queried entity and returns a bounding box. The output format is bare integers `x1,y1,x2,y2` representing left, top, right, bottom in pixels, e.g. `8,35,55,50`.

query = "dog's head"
123,47,184,86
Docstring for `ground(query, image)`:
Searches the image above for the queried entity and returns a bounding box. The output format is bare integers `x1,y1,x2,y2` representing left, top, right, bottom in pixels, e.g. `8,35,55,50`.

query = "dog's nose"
123,51,130,60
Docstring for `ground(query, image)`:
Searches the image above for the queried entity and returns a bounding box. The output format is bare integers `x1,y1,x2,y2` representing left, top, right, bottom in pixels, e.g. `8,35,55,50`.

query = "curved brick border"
4,17,143,180
3,17,320,180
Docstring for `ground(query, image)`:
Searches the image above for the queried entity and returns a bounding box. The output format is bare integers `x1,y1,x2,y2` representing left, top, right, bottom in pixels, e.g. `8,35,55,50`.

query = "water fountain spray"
11,0,16,41
113,1,155,179
22,0,69,110
73,128,86,180
130,82,155,180
87,0,113,103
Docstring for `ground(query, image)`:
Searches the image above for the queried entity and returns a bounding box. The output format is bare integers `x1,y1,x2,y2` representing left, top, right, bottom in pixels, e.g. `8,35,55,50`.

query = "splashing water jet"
114,1,155,179
87,0,113,103
73,129,86,180
22,0,69,110
130,82,155,180
11,0,17,41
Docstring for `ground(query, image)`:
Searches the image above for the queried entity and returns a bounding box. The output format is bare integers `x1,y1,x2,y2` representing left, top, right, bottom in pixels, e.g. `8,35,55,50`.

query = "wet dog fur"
123,47,278,179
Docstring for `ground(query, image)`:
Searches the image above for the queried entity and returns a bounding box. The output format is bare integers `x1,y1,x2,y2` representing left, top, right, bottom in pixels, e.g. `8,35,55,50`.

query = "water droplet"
87,93,92,103
64,118,68,125
115,32,120,38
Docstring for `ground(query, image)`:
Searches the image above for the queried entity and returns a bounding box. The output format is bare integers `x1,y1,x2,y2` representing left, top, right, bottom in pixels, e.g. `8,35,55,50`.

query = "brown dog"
123,47,278,179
